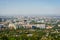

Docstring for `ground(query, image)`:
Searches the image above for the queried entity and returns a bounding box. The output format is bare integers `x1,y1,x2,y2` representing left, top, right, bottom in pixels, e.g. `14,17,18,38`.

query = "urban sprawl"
0,16,60,40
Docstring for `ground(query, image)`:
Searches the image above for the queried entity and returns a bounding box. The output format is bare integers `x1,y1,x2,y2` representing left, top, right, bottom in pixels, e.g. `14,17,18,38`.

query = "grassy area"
0,28,60,40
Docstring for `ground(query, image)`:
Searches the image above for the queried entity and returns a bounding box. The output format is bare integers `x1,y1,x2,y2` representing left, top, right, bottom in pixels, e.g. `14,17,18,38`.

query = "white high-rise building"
36,24,45,29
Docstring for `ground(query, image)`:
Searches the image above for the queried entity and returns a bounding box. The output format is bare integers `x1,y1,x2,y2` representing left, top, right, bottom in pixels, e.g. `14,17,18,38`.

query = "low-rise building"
46,25,52,29
58,24,60,27
0,24,6,30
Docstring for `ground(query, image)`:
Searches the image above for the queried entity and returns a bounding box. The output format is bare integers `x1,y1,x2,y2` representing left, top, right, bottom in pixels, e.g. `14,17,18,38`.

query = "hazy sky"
0,0,60,16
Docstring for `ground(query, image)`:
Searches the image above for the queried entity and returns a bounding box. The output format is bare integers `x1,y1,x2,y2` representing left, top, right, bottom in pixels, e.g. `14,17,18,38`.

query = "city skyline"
0,0,60,16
